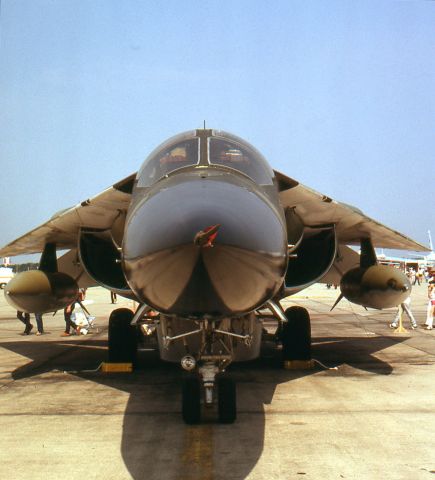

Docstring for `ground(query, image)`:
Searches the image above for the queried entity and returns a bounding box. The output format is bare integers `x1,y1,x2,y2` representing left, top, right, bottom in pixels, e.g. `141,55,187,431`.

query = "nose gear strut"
161,317,252,424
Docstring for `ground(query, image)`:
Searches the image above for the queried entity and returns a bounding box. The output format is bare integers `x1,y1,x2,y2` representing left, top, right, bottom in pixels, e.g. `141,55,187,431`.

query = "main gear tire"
108,308,137,365
281,306,311,361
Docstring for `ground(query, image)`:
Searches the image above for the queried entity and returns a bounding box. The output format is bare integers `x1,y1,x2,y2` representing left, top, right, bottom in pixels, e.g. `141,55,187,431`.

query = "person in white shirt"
424,280,435,330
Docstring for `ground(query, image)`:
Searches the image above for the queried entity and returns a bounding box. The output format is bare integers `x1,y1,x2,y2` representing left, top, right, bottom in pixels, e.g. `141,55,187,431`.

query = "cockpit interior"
137,130,274,187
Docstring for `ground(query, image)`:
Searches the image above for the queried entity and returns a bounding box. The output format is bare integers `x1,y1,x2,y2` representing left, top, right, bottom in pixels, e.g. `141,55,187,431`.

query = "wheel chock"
101,362,133,373
284,359,315,370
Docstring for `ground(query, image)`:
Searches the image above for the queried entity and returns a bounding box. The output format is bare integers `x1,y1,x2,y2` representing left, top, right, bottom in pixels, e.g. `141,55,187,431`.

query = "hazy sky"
1,0,434,260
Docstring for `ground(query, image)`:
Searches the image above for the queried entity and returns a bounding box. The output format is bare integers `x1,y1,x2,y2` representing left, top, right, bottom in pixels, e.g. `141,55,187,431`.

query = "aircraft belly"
156,316,262,363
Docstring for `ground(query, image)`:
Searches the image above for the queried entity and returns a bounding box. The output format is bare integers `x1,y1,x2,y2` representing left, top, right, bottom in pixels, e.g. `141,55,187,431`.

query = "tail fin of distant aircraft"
428,230,433,252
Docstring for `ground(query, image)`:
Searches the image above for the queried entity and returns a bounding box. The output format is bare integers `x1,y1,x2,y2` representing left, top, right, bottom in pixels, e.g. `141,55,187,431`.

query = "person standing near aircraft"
408,268,416,285
17,310,33,335
61,301,78,337
110,291,117,304
425,280,435,330
35,313,44,335
62,291,93,336
414,268,423,285
389,296,418,330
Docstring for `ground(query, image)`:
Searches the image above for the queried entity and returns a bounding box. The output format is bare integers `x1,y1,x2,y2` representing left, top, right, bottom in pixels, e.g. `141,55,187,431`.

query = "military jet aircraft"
0,128,429,424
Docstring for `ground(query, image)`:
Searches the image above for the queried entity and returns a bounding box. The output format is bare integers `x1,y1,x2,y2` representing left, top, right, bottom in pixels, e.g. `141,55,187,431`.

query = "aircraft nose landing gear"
162,317,255,424
217,376,236,424
200,362,220,406
181,359,237,424
181,375,201,425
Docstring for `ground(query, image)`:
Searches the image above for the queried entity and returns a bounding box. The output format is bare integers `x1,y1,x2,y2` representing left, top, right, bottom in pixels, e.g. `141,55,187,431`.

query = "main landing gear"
281,306,311,363
267,300,312,367
108,305,157,365
108,308,137,365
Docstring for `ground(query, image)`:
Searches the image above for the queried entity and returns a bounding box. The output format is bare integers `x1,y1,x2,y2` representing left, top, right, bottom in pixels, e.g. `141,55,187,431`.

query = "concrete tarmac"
0,284,434,480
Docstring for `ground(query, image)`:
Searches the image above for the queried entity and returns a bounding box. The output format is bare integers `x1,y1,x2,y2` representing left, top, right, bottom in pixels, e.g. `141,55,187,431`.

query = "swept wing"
0,170,428,258
275,170,429,252
0,174,134,257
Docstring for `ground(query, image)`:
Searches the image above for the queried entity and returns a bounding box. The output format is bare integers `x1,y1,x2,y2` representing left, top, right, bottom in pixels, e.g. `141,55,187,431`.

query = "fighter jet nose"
123,178,287,317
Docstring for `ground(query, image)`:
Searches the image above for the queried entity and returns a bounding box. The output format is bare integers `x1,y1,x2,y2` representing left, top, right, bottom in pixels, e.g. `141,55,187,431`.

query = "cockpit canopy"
137,130,274,187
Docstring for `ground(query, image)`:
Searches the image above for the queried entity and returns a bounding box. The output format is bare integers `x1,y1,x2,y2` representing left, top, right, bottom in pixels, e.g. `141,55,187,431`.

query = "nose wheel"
162,317,244,424
217,377,236,424
182,376,201,425
181,366,237,424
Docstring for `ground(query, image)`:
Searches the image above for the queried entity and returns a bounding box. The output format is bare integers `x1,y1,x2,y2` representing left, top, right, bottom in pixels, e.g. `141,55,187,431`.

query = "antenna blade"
330,293,344,312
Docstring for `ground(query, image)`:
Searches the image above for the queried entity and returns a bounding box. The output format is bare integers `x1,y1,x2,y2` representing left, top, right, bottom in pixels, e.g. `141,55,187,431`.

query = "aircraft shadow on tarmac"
3,334,407,480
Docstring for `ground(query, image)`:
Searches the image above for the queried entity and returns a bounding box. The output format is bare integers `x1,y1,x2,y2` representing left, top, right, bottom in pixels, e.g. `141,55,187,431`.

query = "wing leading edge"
0,174,134,257
275,170,429,252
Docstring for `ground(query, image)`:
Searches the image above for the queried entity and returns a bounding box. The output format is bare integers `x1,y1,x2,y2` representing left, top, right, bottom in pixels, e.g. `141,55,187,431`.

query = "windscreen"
137,138,199,187
209,137,273,185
